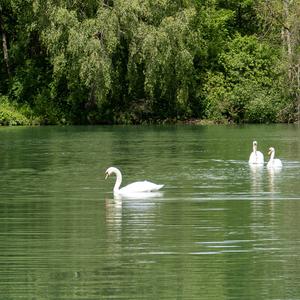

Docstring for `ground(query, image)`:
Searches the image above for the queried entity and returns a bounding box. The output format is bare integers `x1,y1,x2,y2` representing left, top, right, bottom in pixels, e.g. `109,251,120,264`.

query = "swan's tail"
153,184,164,191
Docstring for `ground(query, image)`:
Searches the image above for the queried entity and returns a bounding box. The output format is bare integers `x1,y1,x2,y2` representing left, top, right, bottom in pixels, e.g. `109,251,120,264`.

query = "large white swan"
105,167,164,195
249,141,264,164
267,147,282,168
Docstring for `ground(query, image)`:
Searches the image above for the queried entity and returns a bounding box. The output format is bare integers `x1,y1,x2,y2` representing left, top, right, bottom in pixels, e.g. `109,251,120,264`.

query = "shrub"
0,96,30,126
203,34,284,123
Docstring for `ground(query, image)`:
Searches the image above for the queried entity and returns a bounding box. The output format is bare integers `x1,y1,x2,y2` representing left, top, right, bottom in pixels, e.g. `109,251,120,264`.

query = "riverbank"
1,97,298,126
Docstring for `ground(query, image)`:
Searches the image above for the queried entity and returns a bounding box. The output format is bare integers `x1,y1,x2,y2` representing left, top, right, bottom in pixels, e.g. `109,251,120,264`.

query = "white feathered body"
249,151,264,164
267,158,282,168
118,181,164,194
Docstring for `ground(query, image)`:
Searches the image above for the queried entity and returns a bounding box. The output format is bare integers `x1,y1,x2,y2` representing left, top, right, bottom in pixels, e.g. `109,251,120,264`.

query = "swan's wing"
274,159,283,167
256,151,264,160
120,181,164,193
249,151,264,164
115,191,164,200
249,152,256,163
267,158,282,168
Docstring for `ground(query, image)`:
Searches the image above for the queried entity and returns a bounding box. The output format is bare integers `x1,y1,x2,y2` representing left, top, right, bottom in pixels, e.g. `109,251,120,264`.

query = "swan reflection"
249,164,264,194
267,167,282,194
105,198,122,227
113,191,164,200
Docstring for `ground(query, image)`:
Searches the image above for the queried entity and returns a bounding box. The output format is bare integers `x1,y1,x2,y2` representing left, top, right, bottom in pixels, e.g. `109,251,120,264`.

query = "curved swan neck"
253,143,257,154
270,150,275,161
112,168,122,193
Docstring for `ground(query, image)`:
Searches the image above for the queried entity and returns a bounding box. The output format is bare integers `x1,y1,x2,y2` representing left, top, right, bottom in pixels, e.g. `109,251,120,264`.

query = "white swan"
105,167,164,195
267,147,282,168
249,141,264,164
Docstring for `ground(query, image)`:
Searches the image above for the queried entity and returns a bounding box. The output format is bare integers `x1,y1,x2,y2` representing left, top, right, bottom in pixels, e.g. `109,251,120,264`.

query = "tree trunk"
283,0,292,79
0,7,10,77
1,30,10,77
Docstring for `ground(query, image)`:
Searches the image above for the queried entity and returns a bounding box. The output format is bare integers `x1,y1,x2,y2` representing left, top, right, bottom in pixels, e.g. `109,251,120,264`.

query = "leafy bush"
244,89,279,123
203,34,284,123
0,96,30,125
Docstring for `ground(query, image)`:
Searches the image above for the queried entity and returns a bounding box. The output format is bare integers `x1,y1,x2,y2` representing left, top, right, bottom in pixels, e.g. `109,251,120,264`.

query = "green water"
0,125,299,299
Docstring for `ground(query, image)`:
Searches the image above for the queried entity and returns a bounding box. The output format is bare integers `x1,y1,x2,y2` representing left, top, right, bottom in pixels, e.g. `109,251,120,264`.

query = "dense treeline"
0,0,299,125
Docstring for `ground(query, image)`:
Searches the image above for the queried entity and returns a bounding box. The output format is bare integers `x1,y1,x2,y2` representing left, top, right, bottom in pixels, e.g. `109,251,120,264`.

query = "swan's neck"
253,145,257,154
269,151,275,161
113,169,122,193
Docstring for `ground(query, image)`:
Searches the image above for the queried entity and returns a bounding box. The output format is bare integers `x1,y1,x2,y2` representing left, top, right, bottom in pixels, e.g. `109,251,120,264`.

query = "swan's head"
252,141,258,151
105,167,120,179
268,147,275,155
105,167,114,179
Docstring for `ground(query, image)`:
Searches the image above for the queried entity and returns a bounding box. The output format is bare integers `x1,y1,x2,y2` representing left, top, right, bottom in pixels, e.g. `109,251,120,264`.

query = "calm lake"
0,124,299,299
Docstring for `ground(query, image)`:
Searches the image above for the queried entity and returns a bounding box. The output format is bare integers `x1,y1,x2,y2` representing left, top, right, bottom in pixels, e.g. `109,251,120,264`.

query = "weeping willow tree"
127,5,204,120
0,0,298,124
28,0,211,123
29,0,118,123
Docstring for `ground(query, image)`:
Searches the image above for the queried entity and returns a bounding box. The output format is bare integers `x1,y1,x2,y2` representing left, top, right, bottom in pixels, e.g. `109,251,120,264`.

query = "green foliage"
203,34,284,123
0,0,298,124
0,96,30,125
244,89,278,123
216,0,259,35
38,3,120,122
128,5,204,119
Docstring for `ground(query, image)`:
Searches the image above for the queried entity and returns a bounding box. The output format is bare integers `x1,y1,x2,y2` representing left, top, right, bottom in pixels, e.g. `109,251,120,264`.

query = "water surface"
0,124,299,299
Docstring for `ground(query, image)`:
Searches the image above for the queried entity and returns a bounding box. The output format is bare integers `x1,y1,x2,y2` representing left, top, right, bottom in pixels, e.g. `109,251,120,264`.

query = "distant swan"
105,167,164,195
249,141,264,164
267,147,282,168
